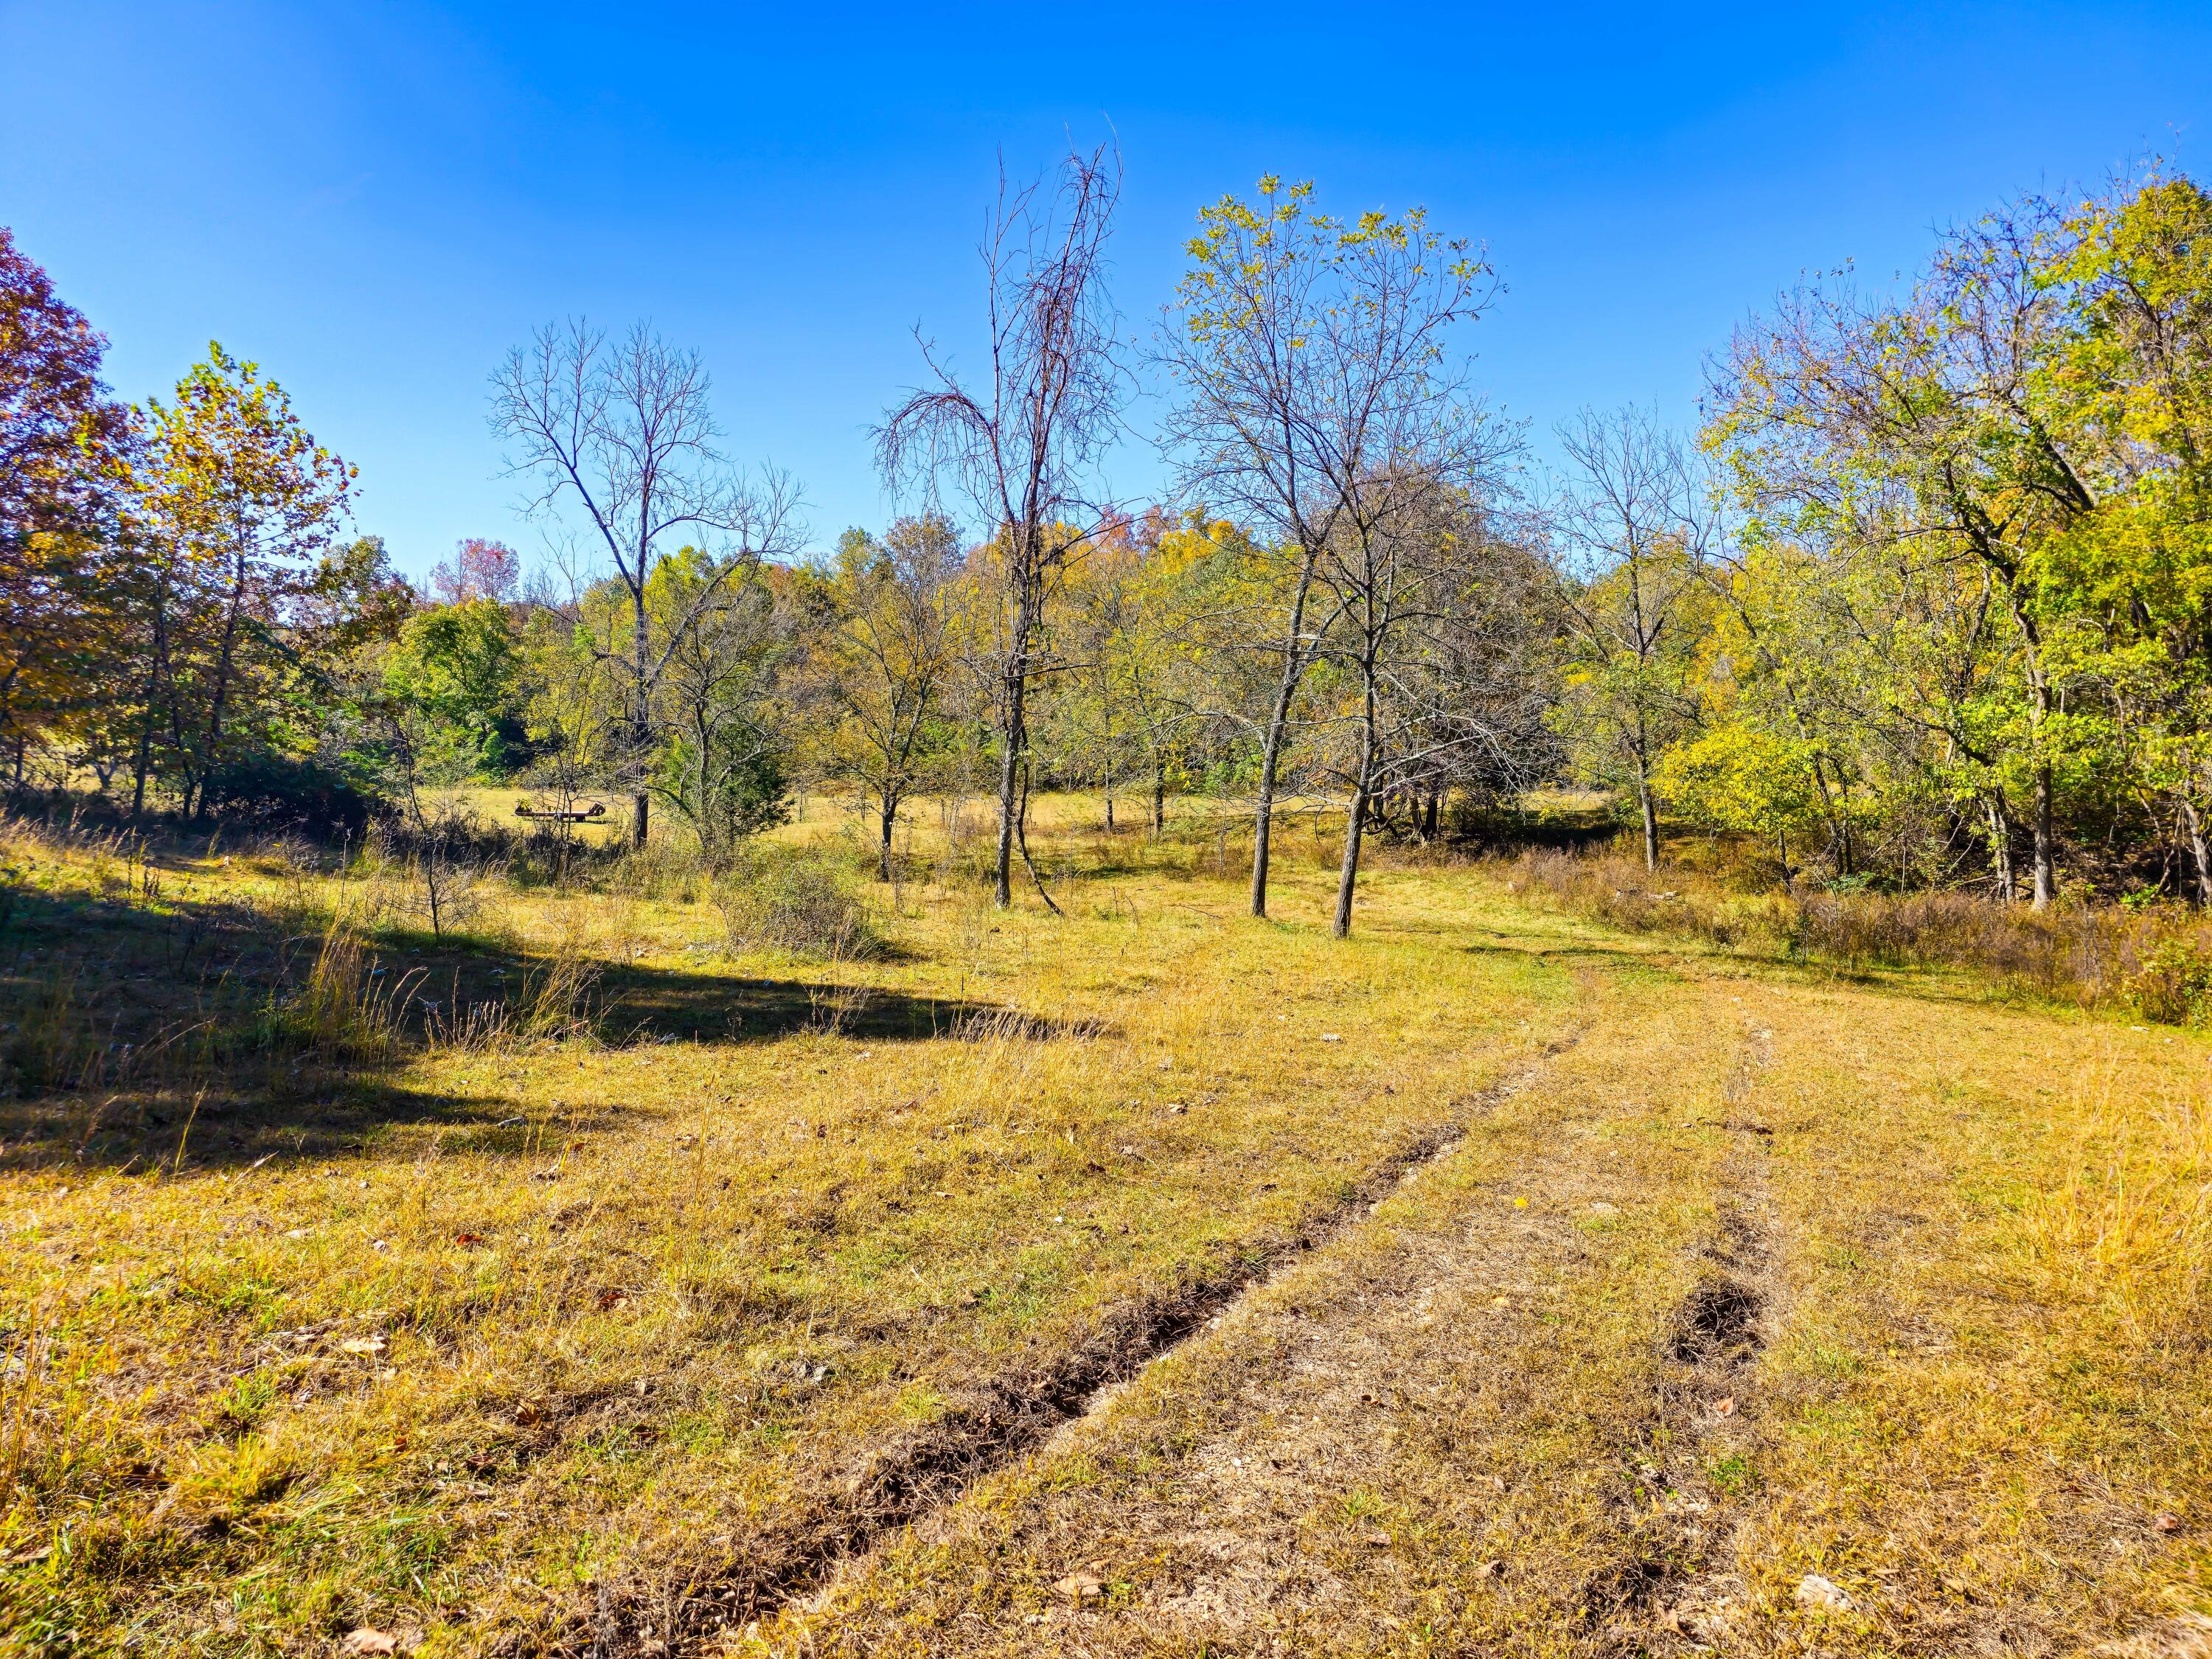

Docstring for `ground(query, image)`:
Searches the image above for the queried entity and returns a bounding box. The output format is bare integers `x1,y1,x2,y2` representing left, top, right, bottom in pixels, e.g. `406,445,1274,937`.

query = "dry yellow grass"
1,797,2207,1656
762,959,2212,1657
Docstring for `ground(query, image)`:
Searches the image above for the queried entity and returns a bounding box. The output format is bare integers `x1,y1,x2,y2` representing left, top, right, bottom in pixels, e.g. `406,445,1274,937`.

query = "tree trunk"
1332,776,1371,940
131,726,151,821
1332,678,1378,939
1986,794,2015,902
1776,827,1793,895
632,560,654,850
1422,788,1440,841
1634,767,1660,872
1152,757,1166,836
2030,761,2056,909
994,577,1039,911
195,545,251,821
424,843,444,939
695,712,714,865
994,706,1020,907
1102,702,1116,831
2004,585,2058,910
2183,798,2212,907
880,793,897,883
1251,716,1286,918
1251,557,1320,919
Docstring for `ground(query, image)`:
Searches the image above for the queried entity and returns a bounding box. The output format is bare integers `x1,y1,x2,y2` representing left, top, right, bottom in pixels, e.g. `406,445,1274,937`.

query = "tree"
132,344,356,818
1656,723,1825,891
646,546,795,864
1704,170,2212,905
426,536,522,605
1313,474,1524,937
1054,510,1216,835
2034,174,2212,900
491,319,800,845
381,597,531,780
817,516,962,877
1711,202,2112,906
879,144,1124,910
0,226,131,772
1552,408,1715,869
1118,513,1251,835
1161,178,1501,919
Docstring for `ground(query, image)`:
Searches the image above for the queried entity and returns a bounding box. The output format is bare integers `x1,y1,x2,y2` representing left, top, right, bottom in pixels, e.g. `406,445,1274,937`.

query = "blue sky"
4,1,2210,580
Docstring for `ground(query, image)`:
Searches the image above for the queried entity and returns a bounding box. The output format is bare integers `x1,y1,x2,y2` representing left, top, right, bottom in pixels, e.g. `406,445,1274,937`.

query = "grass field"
0,796,2206,1656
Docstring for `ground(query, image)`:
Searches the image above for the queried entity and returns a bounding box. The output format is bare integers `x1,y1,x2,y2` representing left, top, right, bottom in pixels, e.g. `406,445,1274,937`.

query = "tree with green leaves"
131,343,356,819
1161,177,1503,919
647,546,796,865
1709,168,2212,905
380,597,532,781
814,516,963,878
1655,723,1825,891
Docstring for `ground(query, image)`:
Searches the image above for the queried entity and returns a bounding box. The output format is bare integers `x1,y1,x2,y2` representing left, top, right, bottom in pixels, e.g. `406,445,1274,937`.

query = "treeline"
4,160,2210,931
1575,168,2212,911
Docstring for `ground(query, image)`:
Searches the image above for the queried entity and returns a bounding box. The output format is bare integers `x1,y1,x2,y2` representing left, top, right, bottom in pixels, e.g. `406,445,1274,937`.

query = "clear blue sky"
4,1,2210,581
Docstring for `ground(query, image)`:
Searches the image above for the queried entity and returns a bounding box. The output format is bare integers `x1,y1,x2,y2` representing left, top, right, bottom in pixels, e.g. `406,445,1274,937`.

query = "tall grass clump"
714,843,881,960
608,835,709,904
1503,847,2212,1023
428,912,605,1051
279,913,417,1060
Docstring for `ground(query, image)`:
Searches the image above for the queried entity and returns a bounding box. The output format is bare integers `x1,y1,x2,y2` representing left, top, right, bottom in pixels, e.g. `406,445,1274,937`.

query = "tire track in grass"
755,978,1750,1657
549,1030,1590,1656
1585,1019,1784,1652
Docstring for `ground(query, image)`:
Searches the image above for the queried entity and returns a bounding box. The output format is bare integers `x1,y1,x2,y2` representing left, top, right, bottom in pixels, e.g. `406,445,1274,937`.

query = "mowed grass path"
1,817,1575,1653
779,936,2212,1656
3,813,2208,1656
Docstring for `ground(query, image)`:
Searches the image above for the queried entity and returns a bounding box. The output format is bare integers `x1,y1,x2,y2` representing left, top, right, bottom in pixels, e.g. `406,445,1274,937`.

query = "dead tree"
877,145,1124,910
491,320,800,846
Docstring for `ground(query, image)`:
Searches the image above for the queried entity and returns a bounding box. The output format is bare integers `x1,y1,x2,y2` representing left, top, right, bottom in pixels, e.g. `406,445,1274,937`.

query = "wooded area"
6,160,2212,928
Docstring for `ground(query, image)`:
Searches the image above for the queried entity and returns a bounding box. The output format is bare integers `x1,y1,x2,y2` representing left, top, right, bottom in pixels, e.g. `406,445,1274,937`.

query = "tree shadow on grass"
42,1074,561,1173
592,962,995,1045
0,881,1046,1174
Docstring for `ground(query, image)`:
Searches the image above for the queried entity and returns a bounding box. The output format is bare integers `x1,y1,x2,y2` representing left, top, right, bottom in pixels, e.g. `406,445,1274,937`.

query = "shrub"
714,845,880,960
201,752,374,835
1502,847,2212,1023
2126,939,2212,1026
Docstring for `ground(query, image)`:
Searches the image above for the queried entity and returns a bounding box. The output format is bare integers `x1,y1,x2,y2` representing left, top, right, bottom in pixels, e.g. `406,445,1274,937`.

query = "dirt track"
750,940,2212,1658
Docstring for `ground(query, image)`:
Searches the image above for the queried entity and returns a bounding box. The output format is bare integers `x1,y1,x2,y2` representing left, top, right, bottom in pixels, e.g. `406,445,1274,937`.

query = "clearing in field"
1,800,2207,1657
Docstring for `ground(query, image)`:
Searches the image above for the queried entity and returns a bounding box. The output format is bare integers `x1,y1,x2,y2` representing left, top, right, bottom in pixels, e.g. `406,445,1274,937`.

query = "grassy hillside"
0,799,2205,1656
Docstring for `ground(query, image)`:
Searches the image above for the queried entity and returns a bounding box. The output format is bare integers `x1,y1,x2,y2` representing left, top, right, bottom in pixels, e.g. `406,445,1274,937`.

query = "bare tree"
1551,408,1715,869
1160,179,1500,918
491,319,801,845
877,145,1124,909
1315,459,1522,938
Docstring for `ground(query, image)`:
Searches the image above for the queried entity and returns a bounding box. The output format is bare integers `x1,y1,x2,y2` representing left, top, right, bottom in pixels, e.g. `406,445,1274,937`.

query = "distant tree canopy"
5,164,2212,919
